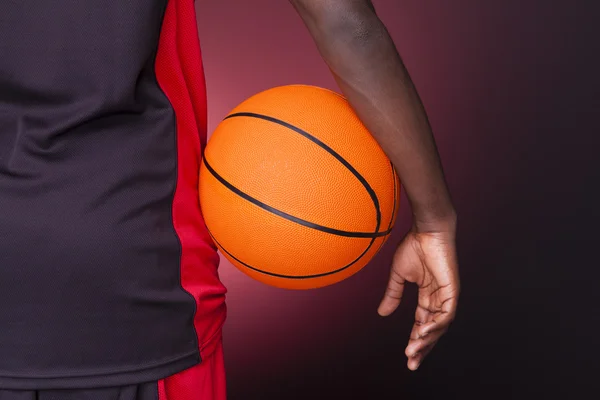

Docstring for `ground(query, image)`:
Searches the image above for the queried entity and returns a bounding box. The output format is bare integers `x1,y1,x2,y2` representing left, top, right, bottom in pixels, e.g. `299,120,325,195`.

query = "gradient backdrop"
195,1,598,398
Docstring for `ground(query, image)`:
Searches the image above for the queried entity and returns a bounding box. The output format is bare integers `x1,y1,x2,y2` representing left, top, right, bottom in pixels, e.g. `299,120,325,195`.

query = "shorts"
0,340,226,400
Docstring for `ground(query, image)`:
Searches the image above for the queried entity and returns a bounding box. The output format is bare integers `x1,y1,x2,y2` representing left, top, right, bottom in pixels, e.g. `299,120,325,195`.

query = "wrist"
412,208,457,234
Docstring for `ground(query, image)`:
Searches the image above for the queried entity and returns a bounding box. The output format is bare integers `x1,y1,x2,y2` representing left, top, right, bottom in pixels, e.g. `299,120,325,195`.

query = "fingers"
404,300,455,370
377,267,406,316
405,313,446,371
407,341,437,371
416,285,458,337
410,305,433,338
405,325,447,361
426,294,458,335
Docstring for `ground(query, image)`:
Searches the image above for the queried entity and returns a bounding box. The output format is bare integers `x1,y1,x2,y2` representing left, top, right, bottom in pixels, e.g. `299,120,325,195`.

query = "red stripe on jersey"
154,0,227,397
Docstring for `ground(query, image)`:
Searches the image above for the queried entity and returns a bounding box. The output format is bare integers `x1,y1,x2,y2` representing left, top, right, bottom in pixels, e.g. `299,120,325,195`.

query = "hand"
377,220,460,371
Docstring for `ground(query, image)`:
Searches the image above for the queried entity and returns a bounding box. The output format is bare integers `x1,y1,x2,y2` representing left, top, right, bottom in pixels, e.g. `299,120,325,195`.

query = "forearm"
293,3,456,231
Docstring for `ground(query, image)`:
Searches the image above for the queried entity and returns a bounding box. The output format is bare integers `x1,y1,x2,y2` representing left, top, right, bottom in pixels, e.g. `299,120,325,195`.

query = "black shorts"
0,382,159,400
0,338,226,400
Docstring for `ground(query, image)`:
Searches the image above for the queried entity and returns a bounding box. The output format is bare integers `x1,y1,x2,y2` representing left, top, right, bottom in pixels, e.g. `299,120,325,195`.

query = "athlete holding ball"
0,0,459,399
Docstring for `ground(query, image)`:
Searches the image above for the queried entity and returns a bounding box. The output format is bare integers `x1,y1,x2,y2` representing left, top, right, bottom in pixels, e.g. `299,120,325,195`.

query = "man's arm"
290,0,459,371
289,0,455,229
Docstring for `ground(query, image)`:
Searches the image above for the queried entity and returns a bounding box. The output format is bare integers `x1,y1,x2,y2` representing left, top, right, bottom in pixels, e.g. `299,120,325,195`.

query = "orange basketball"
199,85,401,290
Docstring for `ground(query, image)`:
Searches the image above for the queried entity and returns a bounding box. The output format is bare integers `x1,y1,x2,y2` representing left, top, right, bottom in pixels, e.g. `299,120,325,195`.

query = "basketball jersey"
0,0,226,389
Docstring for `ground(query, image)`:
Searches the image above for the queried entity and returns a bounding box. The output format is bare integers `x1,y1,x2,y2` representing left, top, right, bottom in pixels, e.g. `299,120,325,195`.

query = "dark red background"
195,1,598,398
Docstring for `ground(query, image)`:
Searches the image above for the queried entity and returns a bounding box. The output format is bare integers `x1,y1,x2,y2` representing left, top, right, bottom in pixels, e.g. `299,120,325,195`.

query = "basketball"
199,84,401,290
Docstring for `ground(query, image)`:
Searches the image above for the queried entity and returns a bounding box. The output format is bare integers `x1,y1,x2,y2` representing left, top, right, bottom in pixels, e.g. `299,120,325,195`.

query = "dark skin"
290,0,460,371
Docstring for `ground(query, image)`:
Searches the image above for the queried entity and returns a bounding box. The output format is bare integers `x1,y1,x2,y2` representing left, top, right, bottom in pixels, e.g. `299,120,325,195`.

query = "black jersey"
0,0,226,389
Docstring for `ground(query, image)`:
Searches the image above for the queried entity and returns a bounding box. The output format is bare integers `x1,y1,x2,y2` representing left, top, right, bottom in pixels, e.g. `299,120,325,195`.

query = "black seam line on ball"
203,158,391,238
388,163,398,231
206,228,375,279
223,111,384,237
372,162,398,257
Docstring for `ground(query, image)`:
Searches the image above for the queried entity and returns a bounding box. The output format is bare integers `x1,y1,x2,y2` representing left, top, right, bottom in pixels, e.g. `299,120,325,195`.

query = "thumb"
378,267,406,316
